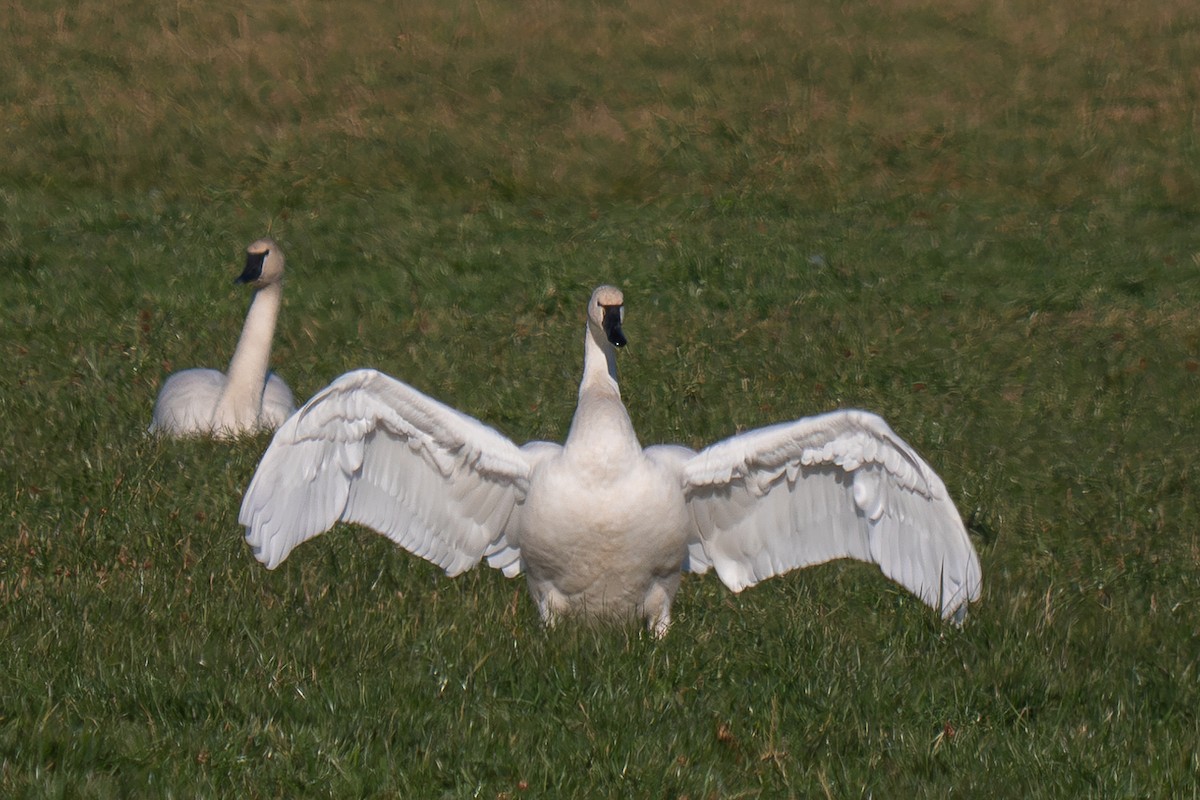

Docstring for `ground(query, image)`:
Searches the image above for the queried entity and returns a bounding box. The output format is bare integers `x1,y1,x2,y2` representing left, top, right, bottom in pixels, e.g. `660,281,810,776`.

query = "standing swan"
240,286,981,635
150,238,295,438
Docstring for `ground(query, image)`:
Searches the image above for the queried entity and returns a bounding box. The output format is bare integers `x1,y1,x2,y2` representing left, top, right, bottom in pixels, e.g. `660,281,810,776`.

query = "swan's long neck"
584,321,620,387
565,323,639,459
212,281,281,431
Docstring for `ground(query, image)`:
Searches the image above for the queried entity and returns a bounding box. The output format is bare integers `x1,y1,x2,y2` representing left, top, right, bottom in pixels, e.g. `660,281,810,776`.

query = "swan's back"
260,373,296,429
150,369,226,435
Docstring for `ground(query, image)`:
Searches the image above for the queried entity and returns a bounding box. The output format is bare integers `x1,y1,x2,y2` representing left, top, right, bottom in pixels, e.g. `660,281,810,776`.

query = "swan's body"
150,238,295,438
241,286,981,634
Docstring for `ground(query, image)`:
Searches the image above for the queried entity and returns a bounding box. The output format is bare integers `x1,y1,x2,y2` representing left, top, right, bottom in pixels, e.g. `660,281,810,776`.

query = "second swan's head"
236,238,285,288
587,285,626,348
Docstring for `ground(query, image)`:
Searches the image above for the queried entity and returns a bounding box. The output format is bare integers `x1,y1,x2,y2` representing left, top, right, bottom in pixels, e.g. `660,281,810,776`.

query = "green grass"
3,0,1200,796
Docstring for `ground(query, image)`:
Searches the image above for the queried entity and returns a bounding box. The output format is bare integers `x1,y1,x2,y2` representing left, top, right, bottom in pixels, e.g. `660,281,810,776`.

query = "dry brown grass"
4,0,1197,209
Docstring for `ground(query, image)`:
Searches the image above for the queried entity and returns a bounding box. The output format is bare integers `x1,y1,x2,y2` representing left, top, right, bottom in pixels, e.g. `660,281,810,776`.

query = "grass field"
3,0,1199,796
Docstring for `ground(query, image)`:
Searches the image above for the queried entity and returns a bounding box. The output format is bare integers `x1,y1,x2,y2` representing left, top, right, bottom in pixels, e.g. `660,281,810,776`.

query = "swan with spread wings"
240,286,981,635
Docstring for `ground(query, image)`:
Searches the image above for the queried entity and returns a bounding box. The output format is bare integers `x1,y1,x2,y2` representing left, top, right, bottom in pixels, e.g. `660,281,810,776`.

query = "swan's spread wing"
683,410,981,621
240,369,531,577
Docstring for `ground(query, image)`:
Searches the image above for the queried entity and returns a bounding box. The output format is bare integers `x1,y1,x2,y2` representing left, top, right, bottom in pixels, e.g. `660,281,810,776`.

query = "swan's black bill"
602,305,627,348
236,250,269,284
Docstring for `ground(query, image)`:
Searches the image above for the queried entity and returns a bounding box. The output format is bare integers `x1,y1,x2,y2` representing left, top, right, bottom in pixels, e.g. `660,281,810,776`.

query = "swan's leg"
642,581,675,639
648,609,671,639
534,585,570,629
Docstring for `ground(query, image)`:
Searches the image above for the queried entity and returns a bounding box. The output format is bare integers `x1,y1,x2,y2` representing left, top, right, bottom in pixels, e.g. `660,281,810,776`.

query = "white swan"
240,286,981,635
150,238,295,438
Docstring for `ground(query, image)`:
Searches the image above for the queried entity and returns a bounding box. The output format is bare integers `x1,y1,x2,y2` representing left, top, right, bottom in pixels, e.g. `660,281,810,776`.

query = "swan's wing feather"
683,409,981,621
240,368,531,577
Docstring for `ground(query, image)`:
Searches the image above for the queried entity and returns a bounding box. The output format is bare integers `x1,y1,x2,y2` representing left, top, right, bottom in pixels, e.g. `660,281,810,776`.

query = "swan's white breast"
518,451,691,618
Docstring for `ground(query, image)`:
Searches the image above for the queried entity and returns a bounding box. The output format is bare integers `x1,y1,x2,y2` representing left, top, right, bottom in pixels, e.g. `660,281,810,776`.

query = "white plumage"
150,238,295,438
240,285,981,635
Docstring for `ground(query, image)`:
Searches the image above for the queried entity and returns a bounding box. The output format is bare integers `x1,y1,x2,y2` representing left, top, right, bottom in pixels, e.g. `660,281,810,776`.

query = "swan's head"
236,238,285,288
587,285,627,348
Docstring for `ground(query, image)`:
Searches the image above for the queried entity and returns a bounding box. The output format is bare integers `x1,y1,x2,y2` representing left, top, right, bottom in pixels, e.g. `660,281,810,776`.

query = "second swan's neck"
213,281,282,429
